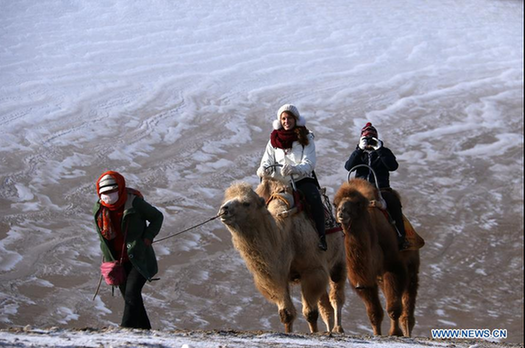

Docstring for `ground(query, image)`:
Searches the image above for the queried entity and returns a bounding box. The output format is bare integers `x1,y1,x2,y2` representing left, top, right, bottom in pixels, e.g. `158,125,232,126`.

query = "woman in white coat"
256,104,327,251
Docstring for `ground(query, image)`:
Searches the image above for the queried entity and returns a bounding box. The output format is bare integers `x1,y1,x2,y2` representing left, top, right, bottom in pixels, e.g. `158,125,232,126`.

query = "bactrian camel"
333,178,420,336
219,178,346,333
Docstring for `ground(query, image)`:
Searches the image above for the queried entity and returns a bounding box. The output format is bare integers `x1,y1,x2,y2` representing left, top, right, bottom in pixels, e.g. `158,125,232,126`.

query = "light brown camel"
219,178,346,333
333,178,420,337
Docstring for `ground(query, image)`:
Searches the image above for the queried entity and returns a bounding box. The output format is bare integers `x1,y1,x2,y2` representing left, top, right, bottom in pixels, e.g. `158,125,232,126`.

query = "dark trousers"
119,262,151,330
296,179,325,238
381,189,406,239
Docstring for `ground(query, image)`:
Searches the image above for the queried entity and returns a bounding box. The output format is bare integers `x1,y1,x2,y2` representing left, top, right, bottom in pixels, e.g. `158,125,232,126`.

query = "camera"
365,137,377,147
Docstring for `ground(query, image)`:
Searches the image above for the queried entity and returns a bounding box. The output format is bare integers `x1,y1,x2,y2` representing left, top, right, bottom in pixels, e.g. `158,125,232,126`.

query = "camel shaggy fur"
219,178,346,333
333,178,420,337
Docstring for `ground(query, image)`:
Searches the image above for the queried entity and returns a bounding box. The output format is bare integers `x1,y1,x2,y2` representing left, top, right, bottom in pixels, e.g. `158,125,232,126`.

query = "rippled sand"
0,0,523,343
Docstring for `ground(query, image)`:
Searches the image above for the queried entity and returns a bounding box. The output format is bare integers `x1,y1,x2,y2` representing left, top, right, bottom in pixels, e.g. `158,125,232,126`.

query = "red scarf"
270,128,298,149
96,171,128,240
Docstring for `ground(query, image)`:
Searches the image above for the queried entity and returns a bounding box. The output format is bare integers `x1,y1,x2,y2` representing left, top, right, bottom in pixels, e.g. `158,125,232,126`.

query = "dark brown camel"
333,178,420,336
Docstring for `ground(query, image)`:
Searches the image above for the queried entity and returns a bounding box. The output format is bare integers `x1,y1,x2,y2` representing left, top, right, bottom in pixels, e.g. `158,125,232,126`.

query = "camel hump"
403,215,425,250
369,199,387,210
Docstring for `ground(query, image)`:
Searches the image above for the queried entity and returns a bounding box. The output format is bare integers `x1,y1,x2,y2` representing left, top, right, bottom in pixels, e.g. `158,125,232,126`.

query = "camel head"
219,182,266,226
333,181,370,226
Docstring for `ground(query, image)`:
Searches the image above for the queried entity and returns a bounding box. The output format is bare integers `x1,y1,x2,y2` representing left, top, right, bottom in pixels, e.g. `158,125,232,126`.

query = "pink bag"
100,261,126,286
100,221,129,286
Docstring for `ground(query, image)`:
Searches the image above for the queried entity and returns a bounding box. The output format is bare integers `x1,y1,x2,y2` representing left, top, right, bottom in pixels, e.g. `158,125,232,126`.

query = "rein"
153,214,223,244
265,193,292,209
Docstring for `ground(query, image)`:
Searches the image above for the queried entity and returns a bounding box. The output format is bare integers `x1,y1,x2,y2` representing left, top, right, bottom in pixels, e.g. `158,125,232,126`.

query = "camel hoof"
332,326,344,333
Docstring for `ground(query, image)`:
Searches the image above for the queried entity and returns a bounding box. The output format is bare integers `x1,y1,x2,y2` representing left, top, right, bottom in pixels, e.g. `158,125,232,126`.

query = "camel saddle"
266,189,342,235
402,215,425,250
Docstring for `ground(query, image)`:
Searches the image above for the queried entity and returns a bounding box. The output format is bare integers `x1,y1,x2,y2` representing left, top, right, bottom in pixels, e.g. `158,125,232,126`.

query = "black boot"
318,235,327,251
398,235,409,251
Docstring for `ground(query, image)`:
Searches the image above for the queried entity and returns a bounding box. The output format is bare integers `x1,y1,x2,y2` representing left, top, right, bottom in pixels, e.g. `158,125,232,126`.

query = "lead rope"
93,216,221,300
92,267,103,301
153,214,223,244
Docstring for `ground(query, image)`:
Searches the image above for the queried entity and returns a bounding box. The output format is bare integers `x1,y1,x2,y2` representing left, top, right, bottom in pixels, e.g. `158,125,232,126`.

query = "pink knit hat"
361,122,378,138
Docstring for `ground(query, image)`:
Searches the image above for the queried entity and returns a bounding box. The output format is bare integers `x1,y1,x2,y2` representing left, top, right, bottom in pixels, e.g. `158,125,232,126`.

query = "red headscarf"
96,171,128,241
96,171,128,210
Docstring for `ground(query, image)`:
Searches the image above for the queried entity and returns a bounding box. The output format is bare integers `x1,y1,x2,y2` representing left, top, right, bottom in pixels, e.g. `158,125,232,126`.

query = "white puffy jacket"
257,132,316,182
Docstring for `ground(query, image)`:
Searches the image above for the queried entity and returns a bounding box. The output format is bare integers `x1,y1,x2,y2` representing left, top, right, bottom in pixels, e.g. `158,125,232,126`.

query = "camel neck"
230,211,281,252
344,218,374,246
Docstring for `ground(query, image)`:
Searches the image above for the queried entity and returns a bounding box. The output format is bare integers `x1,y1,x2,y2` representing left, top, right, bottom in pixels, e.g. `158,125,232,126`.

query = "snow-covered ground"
0,0,523,345
0,327,522,348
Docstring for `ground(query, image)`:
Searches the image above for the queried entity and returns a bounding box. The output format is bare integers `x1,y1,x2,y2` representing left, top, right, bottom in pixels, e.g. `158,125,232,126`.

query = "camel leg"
258,280,297,333
318,277,346,333
277,290,297,333
300,269,328,333
328,263,346,333
381,271,404,336
355,285,383,335
400,261,419,337
318,291,334,332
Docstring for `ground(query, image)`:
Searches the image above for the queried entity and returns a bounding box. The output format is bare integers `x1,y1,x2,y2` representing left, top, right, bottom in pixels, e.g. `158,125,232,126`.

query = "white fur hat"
273,104,306,130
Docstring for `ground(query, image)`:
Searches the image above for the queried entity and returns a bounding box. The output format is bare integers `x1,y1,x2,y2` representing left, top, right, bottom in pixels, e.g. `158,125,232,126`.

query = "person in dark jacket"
93,170,163,329
344,123,408,250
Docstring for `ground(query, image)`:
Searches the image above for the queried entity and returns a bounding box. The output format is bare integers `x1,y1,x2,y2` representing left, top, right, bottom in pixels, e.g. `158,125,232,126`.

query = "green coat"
93,193,163,281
